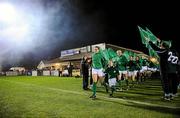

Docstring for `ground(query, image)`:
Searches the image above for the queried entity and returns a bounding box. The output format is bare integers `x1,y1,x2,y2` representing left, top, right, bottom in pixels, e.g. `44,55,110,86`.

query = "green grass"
0,76,180,118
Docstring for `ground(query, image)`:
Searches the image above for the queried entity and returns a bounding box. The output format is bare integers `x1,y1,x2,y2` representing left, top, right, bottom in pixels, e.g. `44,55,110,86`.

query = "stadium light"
0,2,29,42
0,3,17,23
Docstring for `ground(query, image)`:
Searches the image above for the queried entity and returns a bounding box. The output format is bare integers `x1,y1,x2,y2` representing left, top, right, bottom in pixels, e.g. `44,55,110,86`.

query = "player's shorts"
108,78,116,87
128,71,136,77
134,70,138,76
147,67,157,72
119,70,127,75
140,66,148,72
92,68,105,77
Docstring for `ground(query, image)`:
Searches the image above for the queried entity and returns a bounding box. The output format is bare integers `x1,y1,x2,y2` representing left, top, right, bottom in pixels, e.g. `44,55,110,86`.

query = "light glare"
0,3,17,23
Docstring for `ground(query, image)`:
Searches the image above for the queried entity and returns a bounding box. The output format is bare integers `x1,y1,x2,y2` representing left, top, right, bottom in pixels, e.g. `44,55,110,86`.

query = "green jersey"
135,60,142,70
117,55,128,71
141,59,149,66
105,66,119,79
92,52,104,69
127,60,136,71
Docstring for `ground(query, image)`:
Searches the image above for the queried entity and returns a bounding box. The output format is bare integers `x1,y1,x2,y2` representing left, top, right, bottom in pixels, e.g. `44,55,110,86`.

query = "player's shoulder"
168,48,179,54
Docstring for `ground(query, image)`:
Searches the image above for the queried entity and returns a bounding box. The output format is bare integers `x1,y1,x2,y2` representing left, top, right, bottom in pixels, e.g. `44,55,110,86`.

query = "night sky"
1,0,179,69
52,0,180,56
79,1,180,52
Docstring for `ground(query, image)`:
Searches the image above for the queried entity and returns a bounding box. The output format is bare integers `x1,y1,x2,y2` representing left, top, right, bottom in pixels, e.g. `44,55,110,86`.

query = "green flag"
138,26,160,59
100,49,109,61
145,27,159,45
138,27,153,48
123,51,130,61
138,26,150,47
107,48,117,59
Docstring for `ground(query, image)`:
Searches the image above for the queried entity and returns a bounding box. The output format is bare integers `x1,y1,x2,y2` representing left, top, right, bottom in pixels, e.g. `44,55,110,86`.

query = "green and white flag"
138,26,150,47
145,27,159,45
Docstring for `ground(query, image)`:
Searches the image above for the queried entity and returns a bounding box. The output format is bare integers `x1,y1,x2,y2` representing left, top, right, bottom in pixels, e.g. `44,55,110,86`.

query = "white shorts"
108,78,116,87
128,71,136,77
134,70,138,76
92,68,105,77
119,71,127,75
147,67,157,72
140,66,148,72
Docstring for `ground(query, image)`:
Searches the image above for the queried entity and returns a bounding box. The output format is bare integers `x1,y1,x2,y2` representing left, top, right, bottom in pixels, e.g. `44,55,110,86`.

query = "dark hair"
161,41,170,49
95,46,100,50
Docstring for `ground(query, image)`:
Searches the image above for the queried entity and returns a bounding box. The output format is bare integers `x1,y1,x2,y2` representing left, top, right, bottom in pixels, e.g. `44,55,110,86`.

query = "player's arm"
149,41,166,54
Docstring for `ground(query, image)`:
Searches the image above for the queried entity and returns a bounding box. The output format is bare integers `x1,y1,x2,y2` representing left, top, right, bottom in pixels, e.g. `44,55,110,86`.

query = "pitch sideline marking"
1,79,180,109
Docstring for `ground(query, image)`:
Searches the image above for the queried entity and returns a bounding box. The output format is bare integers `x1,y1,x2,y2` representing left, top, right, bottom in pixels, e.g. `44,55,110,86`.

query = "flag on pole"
145,27,159,45
138,26,160,58
138,26,150,46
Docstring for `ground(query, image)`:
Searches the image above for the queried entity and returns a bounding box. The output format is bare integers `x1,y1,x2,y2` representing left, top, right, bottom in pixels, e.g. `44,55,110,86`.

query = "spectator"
67,63,73,77
81,55,89,90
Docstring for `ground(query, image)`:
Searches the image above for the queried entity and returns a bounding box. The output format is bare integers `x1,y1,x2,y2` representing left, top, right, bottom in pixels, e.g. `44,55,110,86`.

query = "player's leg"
126,71,132,89
171,73,178,97
161,73,170,100
90,68,98,99
120,71,128,90
109,78,116,97
168,73,173,99
104,73,109,93
132,71,137,87
136,70,140,84
97,69,105,89
117,71,122,90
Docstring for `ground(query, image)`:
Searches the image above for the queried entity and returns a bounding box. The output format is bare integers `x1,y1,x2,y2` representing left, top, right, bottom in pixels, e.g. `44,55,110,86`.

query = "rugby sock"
118,80,121,87
125,79,129,86
93,82,97,96
112,86,115,93
110,86,116,96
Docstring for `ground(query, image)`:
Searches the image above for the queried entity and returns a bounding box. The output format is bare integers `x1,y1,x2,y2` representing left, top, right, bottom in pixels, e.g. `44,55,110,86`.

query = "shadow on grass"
124,101,180,116
123,90,161,96
100,98,180,116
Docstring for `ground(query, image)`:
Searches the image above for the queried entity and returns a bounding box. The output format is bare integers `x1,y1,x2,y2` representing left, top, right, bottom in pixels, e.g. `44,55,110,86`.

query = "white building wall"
32,71,38,76
43,70,50,76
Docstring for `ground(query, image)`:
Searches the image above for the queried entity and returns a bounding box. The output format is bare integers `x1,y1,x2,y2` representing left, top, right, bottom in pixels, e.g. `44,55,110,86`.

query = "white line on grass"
1,79,87,96
2,79,180,109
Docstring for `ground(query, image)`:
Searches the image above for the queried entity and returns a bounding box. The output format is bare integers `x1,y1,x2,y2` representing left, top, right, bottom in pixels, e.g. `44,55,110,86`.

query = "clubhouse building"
37,43,149,76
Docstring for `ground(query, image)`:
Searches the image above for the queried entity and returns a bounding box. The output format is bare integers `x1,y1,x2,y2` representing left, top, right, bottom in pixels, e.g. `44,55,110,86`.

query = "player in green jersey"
90,46,105,99
105,60,119,97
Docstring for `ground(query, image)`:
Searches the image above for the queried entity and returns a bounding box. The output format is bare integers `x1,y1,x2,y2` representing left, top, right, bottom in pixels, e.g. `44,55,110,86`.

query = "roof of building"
40,52,91,64
38,43,149,68
60,52,93,61
106,44,144,54
41,58,63,64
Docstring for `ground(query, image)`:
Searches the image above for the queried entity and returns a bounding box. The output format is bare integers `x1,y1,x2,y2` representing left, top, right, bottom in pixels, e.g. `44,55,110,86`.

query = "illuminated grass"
0,76,180,118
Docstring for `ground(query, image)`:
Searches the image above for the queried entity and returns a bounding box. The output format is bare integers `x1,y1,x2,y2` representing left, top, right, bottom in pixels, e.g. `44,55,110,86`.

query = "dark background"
77,0,180,52
51,0,180,54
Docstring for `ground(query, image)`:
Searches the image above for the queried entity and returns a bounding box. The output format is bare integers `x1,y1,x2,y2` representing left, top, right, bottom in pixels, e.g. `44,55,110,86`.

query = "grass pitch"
0,76,180,118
